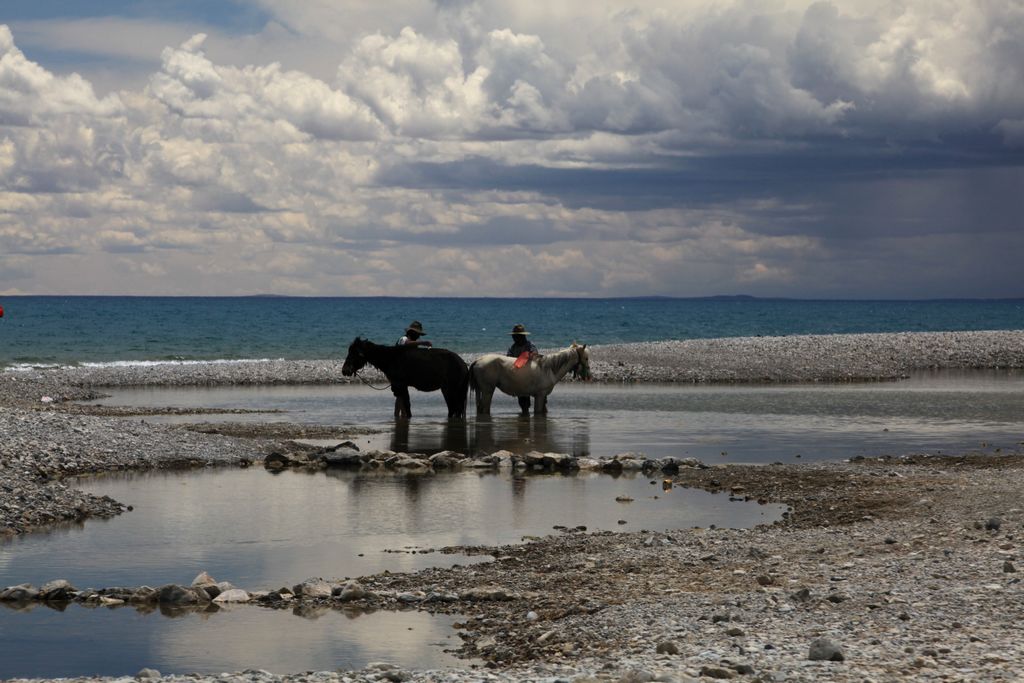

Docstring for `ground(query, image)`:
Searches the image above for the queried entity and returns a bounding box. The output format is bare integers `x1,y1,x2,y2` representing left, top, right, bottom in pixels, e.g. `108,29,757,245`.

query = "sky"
0,0,1022,298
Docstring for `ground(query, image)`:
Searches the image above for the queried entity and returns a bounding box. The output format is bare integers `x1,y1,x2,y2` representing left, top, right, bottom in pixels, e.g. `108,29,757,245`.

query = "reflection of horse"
470,415,591,457
341,338,469,419
389,418,471,455
469,343,590,416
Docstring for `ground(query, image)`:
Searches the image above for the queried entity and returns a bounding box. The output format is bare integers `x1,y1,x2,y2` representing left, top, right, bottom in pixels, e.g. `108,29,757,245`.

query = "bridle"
345,343,392,391
570,345,591,381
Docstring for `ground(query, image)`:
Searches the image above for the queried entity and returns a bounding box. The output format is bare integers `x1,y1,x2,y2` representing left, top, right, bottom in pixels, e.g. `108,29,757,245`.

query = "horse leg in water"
534,393,548,416
475,385,495,416
517,396,531,416
393,385,412,419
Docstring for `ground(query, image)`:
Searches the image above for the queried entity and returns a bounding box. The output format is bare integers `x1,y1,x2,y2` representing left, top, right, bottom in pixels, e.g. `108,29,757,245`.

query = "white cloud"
0,1,1021,297
149,35,382,141
0,25,122,125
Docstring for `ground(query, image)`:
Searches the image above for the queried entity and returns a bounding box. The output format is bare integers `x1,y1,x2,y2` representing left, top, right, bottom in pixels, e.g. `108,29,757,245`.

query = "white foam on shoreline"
3,363,66,372
4,358,286,372
80,358,286,368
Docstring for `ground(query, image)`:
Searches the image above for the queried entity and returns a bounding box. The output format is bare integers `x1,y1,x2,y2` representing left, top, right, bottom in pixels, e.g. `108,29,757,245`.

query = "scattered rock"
460,586,513,601
38,579,76,601
292,578,333,599
191,571,216,587
156,584,208,605
808,638,845,662
336,580,369,601
699,666,736,679
212,589,251,603
0,584,39,601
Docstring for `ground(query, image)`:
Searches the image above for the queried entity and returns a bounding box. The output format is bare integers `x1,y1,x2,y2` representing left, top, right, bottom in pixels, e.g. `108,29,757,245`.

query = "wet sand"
2,330,1024,682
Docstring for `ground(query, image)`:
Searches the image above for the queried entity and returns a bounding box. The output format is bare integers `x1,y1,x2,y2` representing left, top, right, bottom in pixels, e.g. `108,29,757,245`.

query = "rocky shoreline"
2,330,1024,682
3,330,1022,402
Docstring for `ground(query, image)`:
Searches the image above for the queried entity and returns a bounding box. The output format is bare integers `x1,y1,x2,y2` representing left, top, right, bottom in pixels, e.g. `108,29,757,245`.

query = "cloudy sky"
1,0,1022,297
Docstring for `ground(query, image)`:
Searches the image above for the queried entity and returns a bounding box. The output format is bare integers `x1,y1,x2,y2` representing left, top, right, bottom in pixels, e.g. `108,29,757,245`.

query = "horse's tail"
467,360,479,397
457,362,471,418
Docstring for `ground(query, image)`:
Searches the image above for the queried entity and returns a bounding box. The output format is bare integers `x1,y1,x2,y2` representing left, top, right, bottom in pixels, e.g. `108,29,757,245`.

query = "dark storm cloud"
0,237,78,255
336,214,566,248
376,156,756,211
3,169,104,194
3,2,1024,297
376,136,1023,216
190,190,269,214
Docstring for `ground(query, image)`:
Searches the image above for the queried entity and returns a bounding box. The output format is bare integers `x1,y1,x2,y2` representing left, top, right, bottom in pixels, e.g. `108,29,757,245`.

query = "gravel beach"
2,330,1024,682
4,330,1023,401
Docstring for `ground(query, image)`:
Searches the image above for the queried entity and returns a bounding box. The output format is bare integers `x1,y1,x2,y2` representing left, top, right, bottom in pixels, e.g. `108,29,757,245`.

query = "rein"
354,368,392,391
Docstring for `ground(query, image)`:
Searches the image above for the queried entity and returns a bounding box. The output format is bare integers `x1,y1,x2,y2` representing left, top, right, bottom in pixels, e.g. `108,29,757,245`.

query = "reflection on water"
1,469,780,591
0,600,467,678
388,416,591,457
0,467,779,678
100,370,1024,462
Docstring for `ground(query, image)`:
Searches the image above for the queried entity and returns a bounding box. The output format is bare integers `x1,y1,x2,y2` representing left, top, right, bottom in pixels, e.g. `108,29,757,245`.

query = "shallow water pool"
93,370,1024,462
0,468,779,678
0,602,466,678
1,468,780,589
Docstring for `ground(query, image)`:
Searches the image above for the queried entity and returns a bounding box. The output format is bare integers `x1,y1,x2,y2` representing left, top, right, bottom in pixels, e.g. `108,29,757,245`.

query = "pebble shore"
2,330,1024,683
4,330,1022,401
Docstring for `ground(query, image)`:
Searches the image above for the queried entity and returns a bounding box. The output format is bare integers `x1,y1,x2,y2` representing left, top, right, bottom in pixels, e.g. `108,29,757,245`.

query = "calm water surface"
0,469,779,589
0,468,776,678
0,604,466,678
95,370,1024,462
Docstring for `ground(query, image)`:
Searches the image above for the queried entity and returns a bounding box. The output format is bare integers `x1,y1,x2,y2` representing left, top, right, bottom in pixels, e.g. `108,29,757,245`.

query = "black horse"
341,337,470,419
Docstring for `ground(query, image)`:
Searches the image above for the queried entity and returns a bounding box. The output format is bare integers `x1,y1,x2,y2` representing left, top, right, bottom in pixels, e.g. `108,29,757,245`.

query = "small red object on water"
513,351,530,369
0,305,4,318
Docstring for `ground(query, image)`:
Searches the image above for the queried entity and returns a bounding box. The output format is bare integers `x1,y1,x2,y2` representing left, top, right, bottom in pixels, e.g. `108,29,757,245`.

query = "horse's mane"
537,344,585,373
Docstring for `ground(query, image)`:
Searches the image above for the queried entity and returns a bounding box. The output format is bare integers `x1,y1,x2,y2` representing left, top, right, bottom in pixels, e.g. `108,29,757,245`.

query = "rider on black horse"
396,320,432,349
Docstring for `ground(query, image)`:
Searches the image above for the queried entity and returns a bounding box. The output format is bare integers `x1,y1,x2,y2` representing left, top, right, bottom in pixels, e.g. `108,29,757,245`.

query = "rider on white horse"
470,338,589,417
507,323,539,416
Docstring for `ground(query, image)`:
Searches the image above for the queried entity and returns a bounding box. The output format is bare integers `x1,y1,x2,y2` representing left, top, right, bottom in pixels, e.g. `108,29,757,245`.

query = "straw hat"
509,324,530,336
406,321,426,335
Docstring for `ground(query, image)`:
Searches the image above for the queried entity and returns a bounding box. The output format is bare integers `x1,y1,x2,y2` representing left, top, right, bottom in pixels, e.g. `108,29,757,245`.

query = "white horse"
469,343,591,416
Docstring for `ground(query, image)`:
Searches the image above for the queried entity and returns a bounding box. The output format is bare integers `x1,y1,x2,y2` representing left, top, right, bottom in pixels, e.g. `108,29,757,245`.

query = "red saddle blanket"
513,351,531,369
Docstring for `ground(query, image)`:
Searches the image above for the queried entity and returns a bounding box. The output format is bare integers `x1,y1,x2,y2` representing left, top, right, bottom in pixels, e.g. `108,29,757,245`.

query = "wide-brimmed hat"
406,321,426,335
509,324,530,336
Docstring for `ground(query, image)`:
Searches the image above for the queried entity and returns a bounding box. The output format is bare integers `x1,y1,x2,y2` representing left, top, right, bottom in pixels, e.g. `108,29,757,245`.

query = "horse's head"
571,343,592,381
342,337,368,376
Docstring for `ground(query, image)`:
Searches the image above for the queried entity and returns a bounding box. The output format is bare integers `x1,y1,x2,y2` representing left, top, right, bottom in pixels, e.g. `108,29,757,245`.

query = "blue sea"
0,296,1022,368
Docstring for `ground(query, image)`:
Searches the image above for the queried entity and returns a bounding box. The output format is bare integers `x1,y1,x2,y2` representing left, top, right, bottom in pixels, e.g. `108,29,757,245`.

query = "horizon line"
1,294,1023,303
